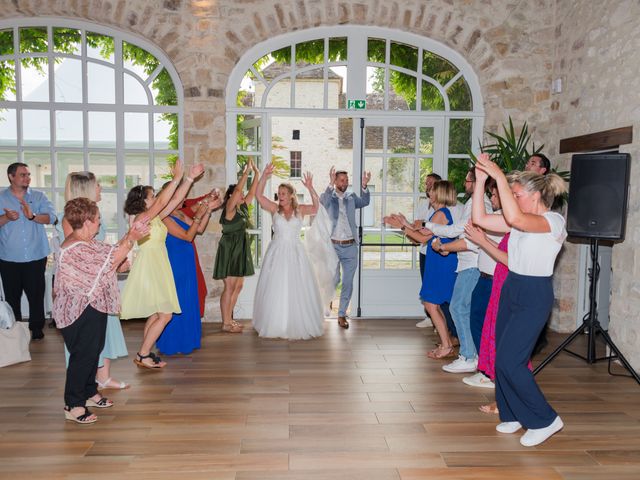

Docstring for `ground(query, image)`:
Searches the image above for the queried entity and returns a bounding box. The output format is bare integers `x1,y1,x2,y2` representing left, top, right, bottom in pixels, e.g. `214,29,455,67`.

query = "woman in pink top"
53,198,148,424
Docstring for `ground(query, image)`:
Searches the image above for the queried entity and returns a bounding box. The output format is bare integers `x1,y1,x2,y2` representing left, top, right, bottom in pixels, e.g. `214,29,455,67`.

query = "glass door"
357,116,445,317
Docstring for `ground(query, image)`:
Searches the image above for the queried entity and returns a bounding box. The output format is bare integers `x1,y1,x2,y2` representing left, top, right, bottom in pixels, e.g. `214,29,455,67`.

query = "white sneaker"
442,355,478,373
496,421,522,434
462,372,495,389
519,416,564,447
416,318,432,328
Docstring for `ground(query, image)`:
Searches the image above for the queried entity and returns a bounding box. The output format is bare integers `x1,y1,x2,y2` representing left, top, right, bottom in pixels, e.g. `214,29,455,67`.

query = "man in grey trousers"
320,166,370,329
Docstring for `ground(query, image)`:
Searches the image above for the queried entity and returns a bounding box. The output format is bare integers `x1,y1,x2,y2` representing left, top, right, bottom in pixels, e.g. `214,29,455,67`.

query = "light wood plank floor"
1,318,640,479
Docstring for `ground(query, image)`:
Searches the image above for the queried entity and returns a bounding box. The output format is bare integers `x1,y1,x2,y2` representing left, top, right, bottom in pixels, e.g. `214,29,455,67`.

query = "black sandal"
86,396,113,408
64,406,97,425
148,352,163,364
134,352,166,369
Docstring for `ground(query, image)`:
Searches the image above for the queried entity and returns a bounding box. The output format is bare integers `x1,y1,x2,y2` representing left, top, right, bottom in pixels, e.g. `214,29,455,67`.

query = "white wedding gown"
252,211,328,340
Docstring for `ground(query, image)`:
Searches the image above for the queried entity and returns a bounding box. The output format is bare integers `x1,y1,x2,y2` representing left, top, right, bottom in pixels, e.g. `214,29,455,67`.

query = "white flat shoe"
520,416,564,447
496,421,522,434
96,377,130,390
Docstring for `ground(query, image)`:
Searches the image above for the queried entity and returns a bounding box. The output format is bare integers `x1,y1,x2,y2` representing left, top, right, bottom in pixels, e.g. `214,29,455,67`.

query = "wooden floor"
1,319,640,480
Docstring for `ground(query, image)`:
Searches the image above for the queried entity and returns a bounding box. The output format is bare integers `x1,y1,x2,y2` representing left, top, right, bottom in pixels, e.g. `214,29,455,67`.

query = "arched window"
227,27,484,317
0,20,182,242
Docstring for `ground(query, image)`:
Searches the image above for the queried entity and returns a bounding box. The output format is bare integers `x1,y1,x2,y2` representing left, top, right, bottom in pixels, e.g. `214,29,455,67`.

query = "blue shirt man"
0,163,56,339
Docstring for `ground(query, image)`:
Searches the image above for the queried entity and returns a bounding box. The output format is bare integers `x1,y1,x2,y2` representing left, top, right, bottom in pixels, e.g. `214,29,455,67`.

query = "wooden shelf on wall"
559,126,633,153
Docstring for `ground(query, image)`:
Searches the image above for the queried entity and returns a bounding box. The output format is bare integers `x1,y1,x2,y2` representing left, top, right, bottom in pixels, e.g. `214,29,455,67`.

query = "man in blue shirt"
0,163,56,340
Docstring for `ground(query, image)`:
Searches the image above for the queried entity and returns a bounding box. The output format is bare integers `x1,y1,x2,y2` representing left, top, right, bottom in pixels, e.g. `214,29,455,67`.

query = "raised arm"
298,171,319,216
159,163,205,219
225,161,252,220
320,166,336,208
141,159,184,221
353,170,371,208
472,154,509,233
243,159,260,205
255,162,278,214
475,154,551,233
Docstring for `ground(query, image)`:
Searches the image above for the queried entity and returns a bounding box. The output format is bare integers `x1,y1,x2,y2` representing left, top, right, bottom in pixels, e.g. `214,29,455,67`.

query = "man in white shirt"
320,167,370,329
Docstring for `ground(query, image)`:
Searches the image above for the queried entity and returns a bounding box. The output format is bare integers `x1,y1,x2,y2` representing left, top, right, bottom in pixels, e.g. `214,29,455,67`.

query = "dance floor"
1,318,640,479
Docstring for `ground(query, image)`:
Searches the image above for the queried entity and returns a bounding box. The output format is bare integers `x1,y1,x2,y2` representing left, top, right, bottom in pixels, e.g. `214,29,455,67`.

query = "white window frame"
0,18,184,239
226,26,484,260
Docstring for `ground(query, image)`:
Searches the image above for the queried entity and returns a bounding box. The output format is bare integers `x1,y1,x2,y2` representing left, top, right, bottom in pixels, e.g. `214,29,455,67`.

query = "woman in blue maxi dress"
156,216,202,355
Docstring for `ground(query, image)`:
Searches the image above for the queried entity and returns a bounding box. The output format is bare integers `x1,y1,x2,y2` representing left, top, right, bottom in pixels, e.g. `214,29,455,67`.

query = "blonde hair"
277,183,299,213
65,171,99,202
513,171,567,209
430,180,457,207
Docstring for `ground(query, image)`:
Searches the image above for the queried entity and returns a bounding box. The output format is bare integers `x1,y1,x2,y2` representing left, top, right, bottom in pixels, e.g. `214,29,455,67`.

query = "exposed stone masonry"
5,1,638,369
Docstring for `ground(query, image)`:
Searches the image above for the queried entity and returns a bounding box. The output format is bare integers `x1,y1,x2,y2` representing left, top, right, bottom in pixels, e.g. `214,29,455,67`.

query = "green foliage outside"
0,27,178,165
471,117,570,180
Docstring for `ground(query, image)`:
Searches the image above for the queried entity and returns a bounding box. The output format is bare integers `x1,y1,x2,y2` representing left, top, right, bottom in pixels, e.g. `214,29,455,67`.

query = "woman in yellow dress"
120,160,204,368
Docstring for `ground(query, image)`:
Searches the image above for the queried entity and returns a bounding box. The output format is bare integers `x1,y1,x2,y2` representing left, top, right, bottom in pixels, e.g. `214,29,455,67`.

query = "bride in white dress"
252,163,333,340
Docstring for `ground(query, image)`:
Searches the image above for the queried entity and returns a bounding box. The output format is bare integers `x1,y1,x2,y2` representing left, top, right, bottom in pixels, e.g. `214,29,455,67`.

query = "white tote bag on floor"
0,322,31,367
0,276,31,367
0,275,16,329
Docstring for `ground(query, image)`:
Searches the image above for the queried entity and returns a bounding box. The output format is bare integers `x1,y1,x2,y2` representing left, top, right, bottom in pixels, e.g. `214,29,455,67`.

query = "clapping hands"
3,208,19,221
464,221,487,245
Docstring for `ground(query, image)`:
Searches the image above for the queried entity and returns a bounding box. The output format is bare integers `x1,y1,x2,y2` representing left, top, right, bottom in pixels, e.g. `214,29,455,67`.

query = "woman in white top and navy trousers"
472,153,568,447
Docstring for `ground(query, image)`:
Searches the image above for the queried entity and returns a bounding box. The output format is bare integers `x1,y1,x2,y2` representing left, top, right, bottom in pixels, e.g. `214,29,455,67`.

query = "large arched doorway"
226,26,484,318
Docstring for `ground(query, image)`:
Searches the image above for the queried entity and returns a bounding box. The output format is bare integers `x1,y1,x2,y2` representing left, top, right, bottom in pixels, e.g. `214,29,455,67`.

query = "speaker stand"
534,238,640,385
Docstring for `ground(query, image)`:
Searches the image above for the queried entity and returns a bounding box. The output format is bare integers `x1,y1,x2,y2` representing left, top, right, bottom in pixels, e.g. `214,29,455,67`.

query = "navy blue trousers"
495,272,557,429
470,275,493,353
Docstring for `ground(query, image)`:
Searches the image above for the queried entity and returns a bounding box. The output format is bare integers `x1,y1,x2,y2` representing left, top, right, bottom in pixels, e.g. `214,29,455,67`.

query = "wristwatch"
28,213,36,220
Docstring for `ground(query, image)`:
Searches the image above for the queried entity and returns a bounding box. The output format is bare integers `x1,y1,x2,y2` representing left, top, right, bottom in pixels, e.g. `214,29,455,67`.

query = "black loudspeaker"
566,153,631,240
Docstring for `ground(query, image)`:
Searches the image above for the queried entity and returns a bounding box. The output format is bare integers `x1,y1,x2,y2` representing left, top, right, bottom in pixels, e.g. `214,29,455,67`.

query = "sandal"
338,317,349,329
96,377,130,390
427,345,455,359
134,352,166,369
64,406,97,425
479,403,499,415
221,321,243,333
86,395,113,408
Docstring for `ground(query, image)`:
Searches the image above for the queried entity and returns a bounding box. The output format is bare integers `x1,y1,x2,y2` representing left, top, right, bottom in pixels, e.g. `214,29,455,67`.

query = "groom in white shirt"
320,167,370,329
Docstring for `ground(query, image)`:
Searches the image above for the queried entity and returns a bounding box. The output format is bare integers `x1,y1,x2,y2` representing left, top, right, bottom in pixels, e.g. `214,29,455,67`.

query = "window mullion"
48,26,56,200
323,37,328,110
114,34,126,236
81,29,89,172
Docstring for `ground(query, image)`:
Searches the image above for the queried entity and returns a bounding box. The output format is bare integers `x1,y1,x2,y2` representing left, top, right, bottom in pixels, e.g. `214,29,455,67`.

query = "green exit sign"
347,99,366,110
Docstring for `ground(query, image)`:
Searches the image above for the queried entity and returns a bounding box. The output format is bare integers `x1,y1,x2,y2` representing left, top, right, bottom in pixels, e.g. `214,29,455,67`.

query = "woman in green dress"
213,159,259,333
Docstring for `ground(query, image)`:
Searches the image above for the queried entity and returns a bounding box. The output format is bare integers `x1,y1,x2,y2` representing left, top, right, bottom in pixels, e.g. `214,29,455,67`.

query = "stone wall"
549,0,640,368
0,0,559,320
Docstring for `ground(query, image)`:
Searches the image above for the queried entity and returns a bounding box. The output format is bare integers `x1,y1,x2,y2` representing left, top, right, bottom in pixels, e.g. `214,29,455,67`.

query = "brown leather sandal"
479,403,499,415
221,321,243,333
427,345,455,359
